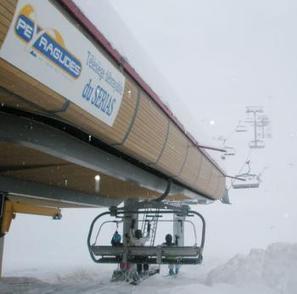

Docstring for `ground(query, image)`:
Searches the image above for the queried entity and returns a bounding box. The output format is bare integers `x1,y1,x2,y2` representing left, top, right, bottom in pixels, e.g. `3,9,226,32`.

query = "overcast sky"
110,0,297,120
4,0,297,273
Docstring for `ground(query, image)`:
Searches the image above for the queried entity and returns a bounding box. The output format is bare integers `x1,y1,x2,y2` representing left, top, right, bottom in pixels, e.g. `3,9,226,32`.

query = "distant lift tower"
246,106,265,149
257,115,270,139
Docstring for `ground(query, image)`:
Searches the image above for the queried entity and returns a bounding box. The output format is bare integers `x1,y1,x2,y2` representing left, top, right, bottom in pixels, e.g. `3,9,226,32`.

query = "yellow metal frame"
1,200,62,235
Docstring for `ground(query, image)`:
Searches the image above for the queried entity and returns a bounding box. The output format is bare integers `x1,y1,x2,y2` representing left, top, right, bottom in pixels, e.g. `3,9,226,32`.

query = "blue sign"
15,14,81,79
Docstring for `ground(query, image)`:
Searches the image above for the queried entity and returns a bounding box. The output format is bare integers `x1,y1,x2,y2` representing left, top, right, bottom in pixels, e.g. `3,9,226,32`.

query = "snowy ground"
1,243,296,294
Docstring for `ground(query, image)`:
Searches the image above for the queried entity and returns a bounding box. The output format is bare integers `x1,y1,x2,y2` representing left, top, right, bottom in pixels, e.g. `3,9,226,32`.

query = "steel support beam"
0,176,120,208
0,112,208,201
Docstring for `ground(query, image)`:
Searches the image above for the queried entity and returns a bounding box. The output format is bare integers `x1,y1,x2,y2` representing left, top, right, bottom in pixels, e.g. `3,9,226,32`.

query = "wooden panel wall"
194,157,213,195
0,0,225,200
0,0,16,47
156,124,188,176
179,144,203,187
120,91,168,164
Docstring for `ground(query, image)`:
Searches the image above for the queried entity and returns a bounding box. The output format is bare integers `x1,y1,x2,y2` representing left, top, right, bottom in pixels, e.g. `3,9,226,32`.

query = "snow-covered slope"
2,243,296,294
207,243,297,294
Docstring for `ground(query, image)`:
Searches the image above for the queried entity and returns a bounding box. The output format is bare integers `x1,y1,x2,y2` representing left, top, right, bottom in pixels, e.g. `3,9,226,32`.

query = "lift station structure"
0,0,228,280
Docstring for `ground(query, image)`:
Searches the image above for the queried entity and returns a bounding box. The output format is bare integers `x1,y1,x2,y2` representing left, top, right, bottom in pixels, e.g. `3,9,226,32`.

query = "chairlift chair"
224,146,236,156
87,208,205,266
232,173,260,189
249,140,265,149
231,160,261,189
235,122,248,132
221,146,236,159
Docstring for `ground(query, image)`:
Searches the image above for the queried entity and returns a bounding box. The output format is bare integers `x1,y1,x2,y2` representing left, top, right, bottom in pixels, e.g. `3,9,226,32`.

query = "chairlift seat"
232,173,260,189
249,140,265,149
235,121,248,132
91,245,200,257
232,182,260,189
90,245,202,265
97,257,202,265
223,146,236,156
236,126,248,132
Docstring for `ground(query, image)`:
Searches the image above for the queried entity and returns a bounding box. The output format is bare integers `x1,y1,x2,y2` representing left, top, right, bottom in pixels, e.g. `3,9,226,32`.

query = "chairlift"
232,173,260,189
249,140,265,149
235,122,248,133
231,161,261,189
88,208,204,267
224,146,236,156
221,146,236,159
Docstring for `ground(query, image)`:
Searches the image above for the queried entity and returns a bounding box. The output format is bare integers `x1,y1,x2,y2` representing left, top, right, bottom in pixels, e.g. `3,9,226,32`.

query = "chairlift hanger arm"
94,220,123,245
197,145,226,153
154,179,172,202
87,210,111,263
225,175,246,181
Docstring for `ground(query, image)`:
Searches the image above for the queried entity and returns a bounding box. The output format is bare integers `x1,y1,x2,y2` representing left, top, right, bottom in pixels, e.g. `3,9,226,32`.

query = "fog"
3,0,297,290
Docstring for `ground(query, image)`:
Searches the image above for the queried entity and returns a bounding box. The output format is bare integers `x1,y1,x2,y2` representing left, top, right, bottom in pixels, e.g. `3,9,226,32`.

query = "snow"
1,243,296,293
207,243,297,293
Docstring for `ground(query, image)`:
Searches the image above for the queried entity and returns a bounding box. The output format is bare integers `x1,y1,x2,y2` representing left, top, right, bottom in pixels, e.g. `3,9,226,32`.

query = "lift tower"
246,106,264,149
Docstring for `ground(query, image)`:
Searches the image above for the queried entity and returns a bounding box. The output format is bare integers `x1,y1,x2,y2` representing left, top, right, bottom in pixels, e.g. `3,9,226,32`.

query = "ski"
130,268,160,285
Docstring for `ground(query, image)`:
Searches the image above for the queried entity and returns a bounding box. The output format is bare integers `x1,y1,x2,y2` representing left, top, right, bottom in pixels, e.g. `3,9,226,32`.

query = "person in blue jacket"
111,230,122,246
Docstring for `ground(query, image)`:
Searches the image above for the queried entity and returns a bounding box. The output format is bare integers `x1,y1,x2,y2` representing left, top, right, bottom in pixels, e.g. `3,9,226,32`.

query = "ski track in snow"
1,243,296,294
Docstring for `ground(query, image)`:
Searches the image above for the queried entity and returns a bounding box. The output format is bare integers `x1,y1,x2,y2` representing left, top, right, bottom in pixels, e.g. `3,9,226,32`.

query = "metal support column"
0,236,3,278
116,200,139,278
123,200,138,246
173,213,185,246
0,193,5,278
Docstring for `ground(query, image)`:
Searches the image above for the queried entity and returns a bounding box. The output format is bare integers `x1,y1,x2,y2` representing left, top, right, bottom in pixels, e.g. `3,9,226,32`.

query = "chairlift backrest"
235,123,248,132
221,146,235,159
249,140,265,149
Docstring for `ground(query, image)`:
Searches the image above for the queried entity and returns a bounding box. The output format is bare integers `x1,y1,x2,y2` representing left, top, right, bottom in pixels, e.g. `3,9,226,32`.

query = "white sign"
0,0,125,126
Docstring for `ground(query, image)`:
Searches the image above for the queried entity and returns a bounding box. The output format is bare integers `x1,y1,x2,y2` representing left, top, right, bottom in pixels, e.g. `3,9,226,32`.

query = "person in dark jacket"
111,230,122,246
163,233,180,275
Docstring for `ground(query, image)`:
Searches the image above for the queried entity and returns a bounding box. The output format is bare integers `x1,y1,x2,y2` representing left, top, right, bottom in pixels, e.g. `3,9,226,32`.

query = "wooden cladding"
0,0,15,47
0,0,225,200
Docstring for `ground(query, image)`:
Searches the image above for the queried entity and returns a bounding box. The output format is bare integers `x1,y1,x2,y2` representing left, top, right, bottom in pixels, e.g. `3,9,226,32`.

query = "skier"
111,230,122,246
129,222,151,276
163,233,180,275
